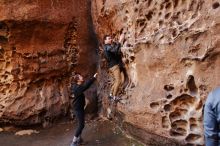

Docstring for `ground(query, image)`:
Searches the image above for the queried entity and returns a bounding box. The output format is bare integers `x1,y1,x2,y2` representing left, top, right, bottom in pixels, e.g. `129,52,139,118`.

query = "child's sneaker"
77,137,86,145
70,141,78,146
71,136,78,146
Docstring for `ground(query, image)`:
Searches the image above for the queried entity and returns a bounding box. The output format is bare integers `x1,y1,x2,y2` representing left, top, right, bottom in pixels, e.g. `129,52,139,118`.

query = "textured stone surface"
0,0,98,125
1,0,220,145
15,129,39,136
92,0,220,145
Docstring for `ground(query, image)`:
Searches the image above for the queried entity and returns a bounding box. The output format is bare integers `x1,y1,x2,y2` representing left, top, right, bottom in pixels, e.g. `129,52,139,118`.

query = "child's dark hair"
71,73,82,83
103,34,111,43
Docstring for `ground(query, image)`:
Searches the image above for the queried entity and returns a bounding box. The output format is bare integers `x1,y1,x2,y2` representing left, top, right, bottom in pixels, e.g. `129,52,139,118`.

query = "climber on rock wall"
204,87,220,146
103,32,125,103
70,73,98,146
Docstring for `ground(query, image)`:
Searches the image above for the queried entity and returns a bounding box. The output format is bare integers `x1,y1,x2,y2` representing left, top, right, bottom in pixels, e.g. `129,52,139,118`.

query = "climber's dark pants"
74,109,85,137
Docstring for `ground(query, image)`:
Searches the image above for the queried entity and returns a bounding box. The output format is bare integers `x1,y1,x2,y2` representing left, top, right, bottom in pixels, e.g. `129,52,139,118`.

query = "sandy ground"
0,118,143,146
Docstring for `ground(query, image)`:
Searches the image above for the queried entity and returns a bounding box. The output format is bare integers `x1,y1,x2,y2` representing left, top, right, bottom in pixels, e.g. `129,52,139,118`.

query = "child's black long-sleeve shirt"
71,77,96,110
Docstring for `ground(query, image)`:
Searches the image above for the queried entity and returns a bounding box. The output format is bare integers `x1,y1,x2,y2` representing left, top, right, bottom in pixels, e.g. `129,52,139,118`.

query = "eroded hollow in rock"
164,104,172,111
171,94,196,109
164,84,174,91
169,108,188,122
150,102,160,110
186,75,198,94
166,94,173,99
185,133,201,143
162,116,170,129
171,119,188,136
212,2,220,9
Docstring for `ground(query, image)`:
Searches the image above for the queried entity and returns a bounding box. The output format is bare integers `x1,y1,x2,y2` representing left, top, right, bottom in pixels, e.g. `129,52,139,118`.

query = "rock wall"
1,0,220,145
0,0,98,125
92,0,220,145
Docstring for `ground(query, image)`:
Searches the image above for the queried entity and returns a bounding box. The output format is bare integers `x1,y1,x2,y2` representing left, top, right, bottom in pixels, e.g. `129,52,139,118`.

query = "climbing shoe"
112,96,122,102
108,94,114,103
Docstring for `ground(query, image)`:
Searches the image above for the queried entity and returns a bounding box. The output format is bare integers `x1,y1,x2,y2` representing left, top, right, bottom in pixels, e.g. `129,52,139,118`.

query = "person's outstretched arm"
80,73,98,92
80,77,95,92
71,73,97,97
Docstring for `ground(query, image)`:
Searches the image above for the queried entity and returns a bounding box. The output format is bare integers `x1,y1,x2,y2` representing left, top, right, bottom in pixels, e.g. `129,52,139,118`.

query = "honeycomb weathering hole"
185,133,201,142
169,108,188,122
160,4,164,10
145,11,153,20
172,94,196,108
162,116,170,128
170,129,185,136
165,2,172,9
189,117,196,123
169,111,182,121
164,84,174,91
165,13,171,19
147,0,153,6
186,75,198,94
173,0,179,8
213,2,220,9
150,102,160,109
171,119,188,135
171,128,187,136
164,104,171,111
172,29,177,37
170,119,188,137
190,124,199,131
182,0,187,4
166,94,172,99
172,119,188,127
159,20,164,26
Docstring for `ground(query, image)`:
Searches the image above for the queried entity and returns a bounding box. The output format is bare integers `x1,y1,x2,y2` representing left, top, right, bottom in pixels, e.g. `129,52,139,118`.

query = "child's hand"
119,33,125,43
93,73,98,78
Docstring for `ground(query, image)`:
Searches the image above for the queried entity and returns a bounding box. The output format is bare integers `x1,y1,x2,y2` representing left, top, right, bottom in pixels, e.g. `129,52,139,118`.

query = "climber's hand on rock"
93,73,98,78
122,58,128,64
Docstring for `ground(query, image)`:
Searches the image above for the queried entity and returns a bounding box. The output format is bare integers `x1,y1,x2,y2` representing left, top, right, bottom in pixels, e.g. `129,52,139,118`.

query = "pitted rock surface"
92,0,220,145
0,0,98,125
